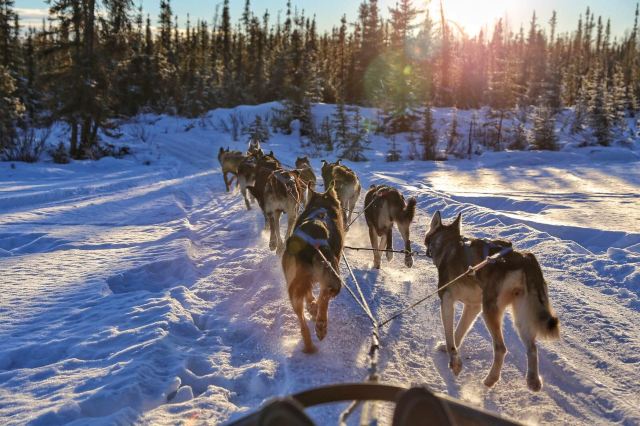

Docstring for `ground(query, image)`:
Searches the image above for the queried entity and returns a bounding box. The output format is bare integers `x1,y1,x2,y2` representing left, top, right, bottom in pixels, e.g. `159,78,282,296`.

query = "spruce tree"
420,103,437,160
340,106,369,161
531,103,558,150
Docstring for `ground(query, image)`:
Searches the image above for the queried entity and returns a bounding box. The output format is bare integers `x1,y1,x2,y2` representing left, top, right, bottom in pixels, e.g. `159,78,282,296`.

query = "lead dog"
321,159,361,226
364,185,416,269
281,186,345,353
424,211,560,391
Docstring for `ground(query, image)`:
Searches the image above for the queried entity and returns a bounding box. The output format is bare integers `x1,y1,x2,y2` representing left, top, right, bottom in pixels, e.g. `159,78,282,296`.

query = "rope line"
342,253,377,326
379,246,513,327
314,248,372,322
344,245,423,257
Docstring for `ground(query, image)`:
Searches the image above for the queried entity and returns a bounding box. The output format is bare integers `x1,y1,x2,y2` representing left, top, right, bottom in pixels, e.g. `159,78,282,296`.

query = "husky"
321,160,361,225
364,185,417,269
237,148,264,210
246,151,281,230
248,137,262,155
217,147,245,192
295,156,317,192
256,169,306,254
281,186,345,353
424,211,560,391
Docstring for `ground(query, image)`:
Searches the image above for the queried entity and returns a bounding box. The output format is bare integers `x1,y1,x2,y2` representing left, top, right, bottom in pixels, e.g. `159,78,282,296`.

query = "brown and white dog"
424,211,560,391
295,156,317,192
246,151,281,230
281,186,345,353
364,185,417,269
217,147,246,192
256,169,306,254
321,159,361,226
237,148,264,210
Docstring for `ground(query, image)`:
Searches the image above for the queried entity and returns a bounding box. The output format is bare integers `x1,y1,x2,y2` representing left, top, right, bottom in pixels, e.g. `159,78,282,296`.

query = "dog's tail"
399,197,417,224
523,253,560,340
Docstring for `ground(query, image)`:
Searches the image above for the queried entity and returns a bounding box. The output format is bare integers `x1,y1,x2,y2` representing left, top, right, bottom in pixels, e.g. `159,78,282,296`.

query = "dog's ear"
219,147,224,154
292,169,301,177
430,211,442,229
336,159,342,165
321,159,327,165
451,212,462,232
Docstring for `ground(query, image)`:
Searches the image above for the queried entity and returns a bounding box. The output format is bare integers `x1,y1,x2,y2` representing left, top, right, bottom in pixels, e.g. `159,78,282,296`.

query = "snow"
0,103,639,425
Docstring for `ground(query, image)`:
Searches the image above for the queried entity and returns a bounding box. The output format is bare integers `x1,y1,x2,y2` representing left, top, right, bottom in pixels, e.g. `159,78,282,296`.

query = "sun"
425,0,522,37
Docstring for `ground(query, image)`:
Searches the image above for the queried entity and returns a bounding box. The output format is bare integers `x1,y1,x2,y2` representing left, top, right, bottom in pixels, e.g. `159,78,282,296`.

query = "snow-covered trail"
1,109,639,425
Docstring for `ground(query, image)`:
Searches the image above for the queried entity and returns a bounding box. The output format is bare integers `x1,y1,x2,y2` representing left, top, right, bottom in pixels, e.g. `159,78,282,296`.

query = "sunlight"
427,0,525,36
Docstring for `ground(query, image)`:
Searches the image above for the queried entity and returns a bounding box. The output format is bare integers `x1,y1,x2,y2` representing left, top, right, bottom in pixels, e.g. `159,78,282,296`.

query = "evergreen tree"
0,64,23,154
247,115,270,143
420,103,437,160
446,107,463,155
531,103,558,150
340,106,369,161
332,102,350,148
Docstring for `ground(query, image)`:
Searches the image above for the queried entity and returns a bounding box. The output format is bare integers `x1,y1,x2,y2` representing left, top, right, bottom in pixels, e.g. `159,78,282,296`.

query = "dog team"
218,140,559,392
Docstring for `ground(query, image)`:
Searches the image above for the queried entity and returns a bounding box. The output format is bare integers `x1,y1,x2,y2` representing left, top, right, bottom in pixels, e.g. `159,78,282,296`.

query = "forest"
0,0,639,161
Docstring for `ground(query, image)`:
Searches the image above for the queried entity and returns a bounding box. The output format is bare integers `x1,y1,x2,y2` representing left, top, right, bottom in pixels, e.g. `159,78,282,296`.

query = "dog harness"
292,208,332,249
461,237,510,271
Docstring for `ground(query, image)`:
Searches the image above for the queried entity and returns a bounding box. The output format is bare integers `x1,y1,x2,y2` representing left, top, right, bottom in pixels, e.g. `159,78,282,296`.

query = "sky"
14,0,638,39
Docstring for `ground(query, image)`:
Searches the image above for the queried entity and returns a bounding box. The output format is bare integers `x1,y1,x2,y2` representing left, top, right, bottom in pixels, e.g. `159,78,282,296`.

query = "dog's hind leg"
369,226,381,269
239,180,251,210
441,292,462,376
378,232,388,264
223,171,231,192
315,285,331,342
455,303,481,349
386,228,394,261
513,295,543,391
268,211,280,251
289,279,316,354
285,204,297,239
482,304,507,388
305,289,318,320
523,337,542,391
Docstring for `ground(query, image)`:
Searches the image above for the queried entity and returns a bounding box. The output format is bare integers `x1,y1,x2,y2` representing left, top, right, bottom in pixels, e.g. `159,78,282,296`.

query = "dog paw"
527,374,543,392
307,302,318,320
315,320,327,341
483,374,500,388
373,262,381,270
269,241,277,251
405,257,414,268
386,251,394,261
450,356,463,376
302,344,318,354
436,342,447,352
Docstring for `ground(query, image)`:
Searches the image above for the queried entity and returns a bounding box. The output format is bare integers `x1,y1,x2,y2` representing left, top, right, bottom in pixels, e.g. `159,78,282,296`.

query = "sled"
229,383,521,426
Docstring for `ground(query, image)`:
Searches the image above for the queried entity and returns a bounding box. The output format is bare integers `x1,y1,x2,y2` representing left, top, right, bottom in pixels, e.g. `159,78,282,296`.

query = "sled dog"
295,156,317,192
424,211,560,391
246,151,281,230
259,169,306,254
320,159,361,226
364,185,417,269
281,186,345,353
217,147,245,192
237,148,264,210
